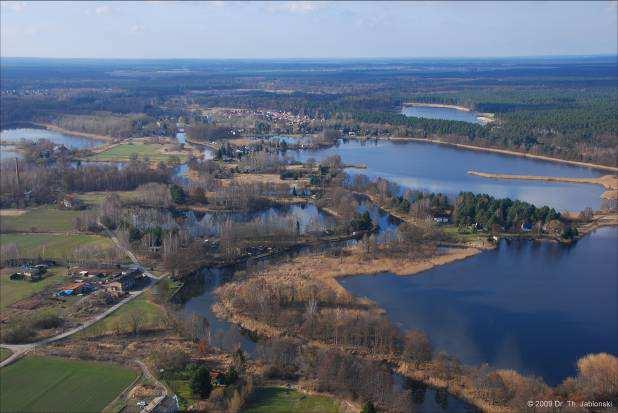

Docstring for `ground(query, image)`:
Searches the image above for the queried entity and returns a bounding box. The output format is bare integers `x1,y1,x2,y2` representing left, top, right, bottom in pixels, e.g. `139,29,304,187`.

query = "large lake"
295,140,605,212
402,105,482,124
340,227,618,385
0,128,104,149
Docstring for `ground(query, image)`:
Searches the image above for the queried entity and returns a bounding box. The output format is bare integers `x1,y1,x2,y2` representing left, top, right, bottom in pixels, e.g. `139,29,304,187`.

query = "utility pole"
14,157,21,193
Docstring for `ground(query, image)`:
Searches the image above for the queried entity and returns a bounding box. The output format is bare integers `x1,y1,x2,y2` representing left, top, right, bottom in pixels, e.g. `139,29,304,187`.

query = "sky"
1,1,617,59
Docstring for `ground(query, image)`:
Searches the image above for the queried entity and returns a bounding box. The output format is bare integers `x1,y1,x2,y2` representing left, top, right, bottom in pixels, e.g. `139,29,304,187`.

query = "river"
294,140,606,212
340,226,618,386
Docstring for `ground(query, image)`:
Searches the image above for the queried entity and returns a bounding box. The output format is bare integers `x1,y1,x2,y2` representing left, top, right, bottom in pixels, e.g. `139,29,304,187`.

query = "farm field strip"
0,356,138,413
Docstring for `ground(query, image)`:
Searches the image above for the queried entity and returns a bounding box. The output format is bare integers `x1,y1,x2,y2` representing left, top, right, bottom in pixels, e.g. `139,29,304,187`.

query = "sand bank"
387,137,618,173
468,171,618,200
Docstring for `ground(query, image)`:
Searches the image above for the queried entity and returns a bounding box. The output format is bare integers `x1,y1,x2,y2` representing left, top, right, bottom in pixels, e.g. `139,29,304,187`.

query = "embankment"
386,137,618,173
32,123,115,142
468,171,618,200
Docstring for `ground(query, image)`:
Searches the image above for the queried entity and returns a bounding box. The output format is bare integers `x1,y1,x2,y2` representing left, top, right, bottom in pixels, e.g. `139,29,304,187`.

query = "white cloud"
95,5,113,15
130,24,145,33
265,1,326,14
1,1,26,13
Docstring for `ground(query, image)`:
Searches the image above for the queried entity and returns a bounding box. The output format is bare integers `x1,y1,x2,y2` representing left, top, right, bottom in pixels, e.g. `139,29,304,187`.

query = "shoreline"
386,137,618,172
468,171,618,201
403,102,473,112
33,123,115,142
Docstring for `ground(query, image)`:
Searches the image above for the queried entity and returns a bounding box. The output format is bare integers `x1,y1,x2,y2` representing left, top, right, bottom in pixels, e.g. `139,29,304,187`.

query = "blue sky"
1,1,617,59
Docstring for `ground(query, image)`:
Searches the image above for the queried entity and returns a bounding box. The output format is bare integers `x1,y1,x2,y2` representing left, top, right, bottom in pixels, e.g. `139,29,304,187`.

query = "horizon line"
1,53,617,62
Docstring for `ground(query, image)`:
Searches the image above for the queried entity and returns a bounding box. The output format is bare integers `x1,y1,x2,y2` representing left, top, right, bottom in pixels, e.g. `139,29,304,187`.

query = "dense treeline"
0,160,172,208
186,124,235,142
3,57,616,166
453,192,561,232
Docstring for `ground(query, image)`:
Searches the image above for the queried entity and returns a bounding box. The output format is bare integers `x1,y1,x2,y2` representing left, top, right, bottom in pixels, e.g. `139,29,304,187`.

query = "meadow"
0,206,81,233
78,291,166,337
0,233,114,260
243,387,341,413
0,356,138,413
0,266,66,309
89,142,184,163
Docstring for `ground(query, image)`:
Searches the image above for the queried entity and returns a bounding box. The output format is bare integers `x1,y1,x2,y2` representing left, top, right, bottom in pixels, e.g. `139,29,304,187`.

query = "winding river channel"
3,127,616,396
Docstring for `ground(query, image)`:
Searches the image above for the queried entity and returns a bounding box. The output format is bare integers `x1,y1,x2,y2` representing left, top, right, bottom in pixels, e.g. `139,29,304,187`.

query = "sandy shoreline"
403,102,473,112
468,171,618,200
387,137,618,172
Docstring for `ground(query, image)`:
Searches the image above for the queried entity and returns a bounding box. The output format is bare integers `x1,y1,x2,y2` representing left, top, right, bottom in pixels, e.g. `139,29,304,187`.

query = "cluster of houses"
9,264,48,281
54,266,144,297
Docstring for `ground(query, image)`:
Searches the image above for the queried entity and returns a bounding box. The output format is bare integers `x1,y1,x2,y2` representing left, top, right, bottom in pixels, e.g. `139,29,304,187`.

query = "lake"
402,105,482,124
295,140,605,212
0,146,21,160
340,227,618,385
0,128,104,149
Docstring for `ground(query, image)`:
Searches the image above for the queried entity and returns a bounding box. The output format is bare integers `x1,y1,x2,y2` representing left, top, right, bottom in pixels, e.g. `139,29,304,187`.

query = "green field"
0,233,114,260
0,207,81,233
0,267,66,309
243,387,341,413
75,191,138,207
79,291,165,337
89,142,185,163
0,348,12,362
0,356,138,413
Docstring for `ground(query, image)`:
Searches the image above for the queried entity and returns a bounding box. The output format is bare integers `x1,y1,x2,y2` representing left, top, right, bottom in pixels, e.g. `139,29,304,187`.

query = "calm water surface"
340,227,618,385
1,128,104,149
192,204,337,236
296,140,604,211
402,105,482,124
0,147,21,160
183,268,256,354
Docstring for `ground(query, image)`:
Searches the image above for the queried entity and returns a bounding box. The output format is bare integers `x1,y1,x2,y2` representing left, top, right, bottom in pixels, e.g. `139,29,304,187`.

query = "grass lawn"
0,348,12,362
78,291,165,337
0,206,81,233
0,233,114,260
0,267,66,309
75,191,139,207
89,142,185,163
0,356,138,413
243,387,341,413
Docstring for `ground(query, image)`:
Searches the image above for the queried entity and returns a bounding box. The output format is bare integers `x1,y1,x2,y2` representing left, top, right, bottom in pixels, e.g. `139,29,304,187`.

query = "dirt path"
135,360,169,413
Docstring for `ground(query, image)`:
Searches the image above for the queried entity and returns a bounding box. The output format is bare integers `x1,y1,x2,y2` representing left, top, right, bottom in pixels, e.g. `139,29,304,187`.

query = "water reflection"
1,128,104,149
187,204,337,238
181,267,256,354
340,227,618,385
294,140,605,211
402,105,482,124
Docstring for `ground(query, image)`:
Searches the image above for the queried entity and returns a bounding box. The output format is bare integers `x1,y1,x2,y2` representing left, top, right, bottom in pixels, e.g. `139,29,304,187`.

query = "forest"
2,56,616,166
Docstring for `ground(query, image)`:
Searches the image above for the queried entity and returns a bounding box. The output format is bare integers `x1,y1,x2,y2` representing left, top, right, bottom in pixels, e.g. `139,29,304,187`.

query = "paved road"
0,225,163,368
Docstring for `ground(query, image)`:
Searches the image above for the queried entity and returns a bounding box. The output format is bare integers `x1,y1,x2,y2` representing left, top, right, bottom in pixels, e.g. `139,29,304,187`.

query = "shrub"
2,320,36,343
32,310,64,329
190,365,213,399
